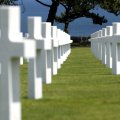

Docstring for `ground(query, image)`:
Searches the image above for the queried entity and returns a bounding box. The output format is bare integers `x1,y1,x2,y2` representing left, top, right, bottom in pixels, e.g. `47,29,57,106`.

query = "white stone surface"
41,22,52,84
0,6,36,120
0,5,73,120
106,26,113,68
28,17,42,99
20,57,24,65
101,28,107,64
51,26,58,75
112,22,120,74
57,29,62,69
89,22,120,75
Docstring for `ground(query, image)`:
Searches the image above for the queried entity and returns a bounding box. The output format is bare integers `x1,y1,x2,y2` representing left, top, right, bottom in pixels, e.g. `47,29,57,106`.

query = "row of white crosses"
89,22,120,75
27,17,72,99
0,6,72,120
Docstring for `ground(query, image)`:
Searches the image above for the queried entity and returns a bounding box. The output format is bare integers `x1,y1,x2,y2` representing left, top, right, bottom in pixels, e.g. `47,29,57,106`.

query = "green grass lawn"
20,47,120,120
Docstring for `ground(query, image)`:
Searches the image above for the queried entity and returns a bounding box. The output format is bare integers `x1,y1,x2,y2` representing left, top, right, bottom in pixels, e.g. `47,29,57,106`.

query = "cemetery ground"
21,47,120,120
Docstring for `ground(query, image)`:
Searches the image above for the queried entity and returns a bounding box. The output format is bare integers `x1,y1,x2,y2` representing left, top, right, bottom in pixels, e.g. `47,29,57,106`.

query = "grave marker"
51,26,58,75
106,26,113,68
112,22,120,74
89,22,120,75
28,17,42,99
41,22,52,84
101,28,107,64
0,6,36,120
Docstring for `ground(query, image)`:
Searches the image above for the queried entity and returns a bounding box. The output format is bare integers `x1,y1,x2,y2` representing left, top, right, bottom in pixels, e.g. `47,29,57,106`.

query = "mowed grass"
20,47,120,120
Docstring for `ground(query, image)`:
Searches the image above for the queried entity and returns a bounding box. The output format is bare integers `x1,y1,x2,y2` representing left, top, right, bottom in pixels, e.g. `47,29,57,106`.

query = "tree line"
1,0,120,33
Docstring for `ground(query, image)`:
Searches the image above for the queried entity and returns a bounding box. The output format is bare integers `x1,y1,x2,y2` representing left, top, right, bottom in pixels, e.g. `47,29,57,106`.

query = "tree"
35,0,60,25
100,0,120,15
35,0,120,33
55,0,120,33
0,0,18,5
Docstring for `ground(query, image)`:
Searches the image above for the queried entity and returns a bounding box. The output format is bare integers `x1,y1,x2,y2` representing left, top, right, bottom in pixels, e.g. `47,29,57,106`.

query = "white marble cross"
41,22,52,84
112,22,120,74
51,26,58,75
0,6,36,120
28,17,42,99
101,28,107,64
98,30,102,60
106,26,113,68
57,29,62,69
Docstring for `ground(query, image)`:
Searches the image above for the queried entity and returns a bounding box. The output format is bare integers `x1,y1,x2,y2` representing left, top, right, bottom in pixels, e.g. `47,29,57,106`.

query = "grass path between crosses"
21,47,120,120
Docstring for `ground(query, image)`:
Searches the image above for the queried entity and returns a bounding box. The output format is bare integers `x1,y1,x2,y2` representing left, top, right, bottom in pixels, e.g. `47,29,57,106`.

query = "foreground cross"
0,6,36,120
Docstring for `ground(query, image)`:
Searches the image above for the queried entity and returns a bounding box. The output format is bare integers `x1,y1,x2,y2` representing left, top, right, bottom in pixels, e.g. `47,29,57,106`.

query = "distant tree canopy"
55,0,107,32
100,0,120,15
56,0,120,32
35,0,120,33
0,0,18,5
